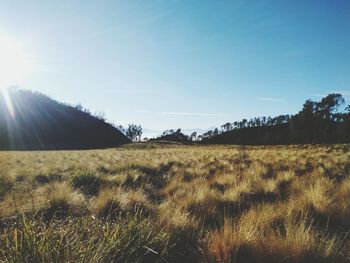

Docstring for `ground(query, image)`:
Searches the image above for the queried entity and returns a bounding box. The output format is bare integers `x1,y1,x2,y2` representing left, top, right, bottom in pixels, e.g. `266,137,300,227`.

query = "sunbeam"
1,88,15,119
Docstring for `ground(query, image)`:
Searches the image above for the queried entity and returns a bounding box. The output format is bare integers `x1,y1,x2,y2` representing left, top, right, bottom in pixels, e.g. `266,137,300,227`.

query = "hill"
202,94,350,145
149,129,191,143
0,88,130,150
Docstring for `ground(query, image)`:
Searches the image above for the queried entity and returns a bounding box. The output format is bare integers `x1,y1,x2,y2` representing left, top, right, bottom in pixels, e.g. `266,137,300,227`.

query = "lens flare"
1,88,15,119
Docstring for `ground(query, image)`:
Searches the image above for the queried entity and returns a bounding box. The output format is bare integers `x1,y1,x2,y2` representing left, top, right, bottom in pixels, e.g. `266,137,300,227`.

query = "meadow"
0,143,349,263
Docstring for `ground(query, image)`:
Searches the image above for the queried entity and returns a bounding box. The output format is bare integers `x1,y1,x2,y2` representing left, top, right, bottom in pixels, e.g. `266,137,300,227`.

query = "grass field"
0,143,350,262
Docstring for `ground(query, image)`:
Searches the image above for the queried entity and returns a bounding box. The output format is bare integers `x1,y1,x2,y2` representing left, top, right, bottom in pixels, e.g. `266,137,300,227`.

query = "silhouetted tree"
202,130,214,140
162,129,175,136
116,125,126,134
126,124,143,141
213,128,219,136
74,104,83,111
94,111,106,121
316,93,345,120
190,132,198,141
221,122,232,132
154,128,190,142
200,93,349,145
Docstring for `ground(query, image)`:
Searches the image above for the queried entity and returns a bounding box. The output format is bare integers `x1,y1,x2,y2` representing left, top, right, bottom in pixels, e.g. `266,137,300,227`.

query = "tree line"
75,92,349,145
201,93,350,145
116,124,143,142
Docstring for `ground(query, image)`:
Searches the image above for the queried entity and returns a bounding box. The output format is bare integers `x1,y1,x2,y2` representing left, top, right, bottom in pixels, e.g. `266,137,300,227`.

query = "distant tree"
201,93,349,145
116,125,126,134
289,99,316,143
201,130,214,140
74,104,83,111
94,111,106,121
274,115,290,125
289,94,346,143
247,119,253,127
316,93,345,120
221,122,232,132
253,117,259,127
126,124,143,141
190,132,197,141
135,125,143,141
162,129,175,136
316,94,345,142
266,116,273,126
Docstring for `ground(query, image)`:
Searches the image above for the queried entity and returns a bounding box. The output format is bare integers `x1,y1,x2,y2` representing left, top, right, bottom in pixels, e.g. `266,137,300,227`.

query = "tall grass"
0,212,169,263
0,144,349,262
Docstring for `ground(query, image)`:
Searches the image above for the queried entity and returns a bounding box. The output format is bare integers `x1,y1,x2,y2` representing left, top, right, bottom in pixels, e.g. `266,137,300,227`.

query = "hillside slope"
203,94,350,145
0,89,130,150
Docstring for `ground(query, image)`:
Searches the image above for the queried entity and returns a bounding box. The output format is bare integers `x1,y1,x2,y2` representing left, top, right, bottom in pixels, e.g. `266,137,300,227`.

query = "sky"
0,0,349,136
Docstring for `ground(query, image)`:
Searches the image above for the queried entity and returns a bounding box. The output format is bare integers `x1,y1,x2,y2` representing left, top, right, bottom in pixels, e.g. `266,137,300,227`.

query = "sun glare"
0,34,34,89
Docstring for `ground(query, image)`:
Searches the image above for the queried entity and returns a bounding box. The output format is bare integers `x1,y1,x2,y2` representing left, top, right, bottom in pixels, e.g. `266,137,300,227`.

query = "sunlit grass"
0,143,349,262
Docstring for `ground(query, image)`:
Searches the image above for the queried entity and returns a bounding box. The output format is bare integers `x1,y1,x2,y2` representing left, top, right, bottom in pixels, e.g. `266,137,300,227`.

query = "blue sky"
0,0,349,135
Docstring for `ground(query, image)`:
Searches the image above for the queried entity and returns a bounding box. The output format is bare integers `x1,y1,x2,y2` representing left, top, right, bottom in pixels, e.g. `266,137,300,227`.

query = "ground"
0,143,349,262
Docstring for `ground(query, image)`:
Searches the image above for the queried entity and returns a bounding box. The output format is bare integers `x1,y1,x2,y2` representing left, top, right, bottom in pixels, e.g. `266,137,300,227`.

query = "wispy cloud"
161,112,225,117
256,97,285,103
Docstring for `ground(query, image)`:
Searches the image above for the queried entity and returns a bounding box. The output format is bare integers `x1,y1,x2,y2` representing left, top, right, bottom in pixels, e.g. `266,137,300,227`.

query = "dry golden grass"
0,143,349,262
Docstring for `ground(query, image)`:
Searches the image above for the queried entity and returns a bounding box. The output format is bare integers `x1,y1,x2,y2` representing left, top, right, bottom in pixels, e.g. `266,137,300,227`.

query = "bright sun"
0,34,34,89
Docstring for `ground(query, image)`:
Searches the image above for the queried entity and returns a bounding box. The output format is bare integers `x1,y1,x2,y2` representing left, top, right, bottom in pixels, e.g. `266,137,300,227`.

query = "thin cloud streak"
256,97,286,103
161,112,225,117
